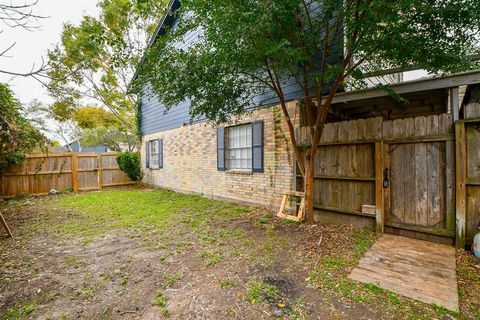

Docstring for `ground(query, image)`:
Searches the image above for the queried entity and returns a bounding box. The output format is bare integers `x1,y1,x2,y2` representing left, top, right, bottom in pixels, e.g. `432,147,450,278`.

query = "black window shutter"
158,138,163,169
145,141,150,168
252,120,264,173
217,127,225,171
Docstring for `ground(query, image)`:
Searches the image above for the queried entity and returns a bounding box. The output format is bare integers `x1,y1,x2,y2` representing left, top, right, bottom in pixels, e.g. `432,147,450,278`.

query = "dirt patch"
0,189,477,319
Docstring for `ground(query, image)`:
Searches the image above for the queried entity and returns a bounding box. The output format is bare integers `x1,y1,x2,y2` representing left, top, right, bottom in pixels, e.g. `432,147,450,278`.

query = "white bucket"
473,227,480,259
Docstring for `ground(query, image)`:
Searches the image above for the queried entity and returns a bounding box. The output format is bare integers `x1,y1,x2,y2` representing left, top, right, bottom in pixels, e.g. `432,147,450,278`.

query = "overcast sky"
0,0,98,105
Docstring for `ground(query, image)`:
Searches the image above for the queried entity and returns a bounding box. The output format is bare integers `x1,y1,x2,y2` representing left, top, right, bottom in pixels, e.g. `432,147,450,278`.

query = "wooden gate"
77,154,101,191
384,141,454,237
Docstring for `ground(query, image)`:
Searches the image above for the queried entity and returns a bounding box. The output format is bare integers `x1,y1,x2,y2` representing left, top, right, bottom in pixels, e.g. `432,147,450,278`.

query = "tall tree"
21,99,82,152
27,100,132,152
47,0,167,151
136,0,480,223
0,84,47,169
73,106,134,152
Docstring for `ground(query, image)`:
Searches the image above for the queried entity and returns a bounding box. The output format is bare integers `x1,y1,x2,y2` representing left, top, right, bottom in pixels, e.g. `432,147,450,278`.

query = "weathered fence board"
464,121,480,245
0,152,134,197
453,118,480,247
311,143,376,215
388,141,447,230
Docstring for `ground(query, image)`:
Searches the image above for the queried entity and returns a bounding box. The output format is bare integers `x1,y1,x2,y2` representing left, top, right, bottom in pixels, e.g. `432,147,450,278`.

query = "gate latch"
383,168,389,188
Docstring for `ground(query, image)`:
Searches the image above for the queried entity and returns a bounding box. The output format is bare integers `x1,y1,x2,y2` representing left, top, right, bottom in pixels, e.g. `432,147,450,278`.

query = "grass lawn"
0,188,479,319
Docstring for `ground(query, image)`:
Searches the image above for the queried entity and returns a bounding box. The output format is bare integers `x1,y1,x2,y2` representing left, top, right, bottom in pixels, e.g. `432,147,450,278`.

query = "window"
150,140,159,168
217,121,263,173
146,139,163,169
226,124,252,170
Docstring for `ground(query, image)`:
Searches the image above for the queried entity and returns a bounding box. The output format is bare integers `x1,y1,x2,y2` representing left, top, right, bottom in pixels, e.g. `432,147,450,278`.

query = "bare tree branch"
0,1,50,82
0,0,48,31
0,41,14,56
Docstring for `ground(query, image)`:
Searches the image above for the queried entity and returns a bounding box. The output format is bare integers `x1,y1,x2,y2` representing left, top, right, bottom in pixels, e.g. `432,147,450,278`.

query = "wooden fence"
455,118,480,247
0,152,135,197
296,113,456,244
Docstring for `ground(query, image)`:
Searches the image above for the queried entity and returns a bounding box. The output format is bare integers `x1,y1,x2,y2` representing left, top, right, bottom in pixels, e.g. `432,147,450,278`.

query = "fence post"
98,154,103,190
375,141,385,233
71,153,78,193
455,121,466,249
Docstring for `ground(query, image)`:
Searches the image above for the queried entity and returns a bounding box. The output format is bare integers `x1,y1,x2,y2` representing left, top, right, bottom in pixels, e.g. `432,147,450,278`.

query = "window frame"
225,123,253,172
148,139,160,169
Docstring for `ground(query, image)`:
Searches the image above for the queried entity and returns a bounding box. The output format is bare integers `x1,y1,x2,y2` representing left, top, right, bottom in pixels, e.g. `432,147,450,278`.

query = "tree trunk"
304,151,315,224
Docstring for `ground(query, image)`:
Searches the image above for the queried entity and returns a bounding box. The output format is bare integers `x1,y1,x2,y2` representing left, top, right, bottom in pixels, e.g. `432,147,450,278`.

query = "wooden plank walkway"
349,234,458,311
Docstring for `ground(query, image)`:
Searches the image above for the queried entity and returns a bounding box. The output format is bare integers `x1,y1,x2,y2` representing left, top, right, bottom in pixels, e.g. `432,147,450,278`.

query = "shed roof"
331,70,480,104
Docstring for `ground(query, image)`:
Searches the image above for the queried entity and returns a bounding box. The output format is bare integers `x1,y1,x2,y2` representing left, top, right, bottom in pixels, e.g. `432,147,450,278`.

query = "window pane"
151,141,157,154
226,124,252,170
241,126,246,146
241,159,247,169
148,140,160,168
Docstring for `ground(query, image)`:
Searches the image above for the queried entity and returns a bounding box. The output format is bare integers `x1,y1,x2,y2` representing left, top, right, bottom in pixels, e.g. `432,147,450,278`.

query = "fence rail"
0,152,135,197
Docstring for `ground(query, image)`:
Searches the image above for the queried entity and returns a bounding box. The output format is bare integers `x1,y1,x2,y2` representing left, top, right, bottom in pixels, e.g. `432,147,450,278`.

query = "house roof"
145,0,181,51
131,0,180,84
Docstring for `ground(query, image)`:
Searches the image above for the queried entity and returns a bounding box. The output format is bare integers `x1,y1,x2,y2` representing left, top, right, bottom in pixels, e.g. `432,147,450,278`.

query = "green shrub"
116,152,143,181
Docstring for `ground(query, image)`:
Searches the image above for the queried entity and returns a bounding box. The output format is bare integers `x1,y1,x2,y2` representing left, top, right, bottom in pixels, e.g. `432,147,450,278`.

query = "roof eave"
331,70,480,104
130,0,181,88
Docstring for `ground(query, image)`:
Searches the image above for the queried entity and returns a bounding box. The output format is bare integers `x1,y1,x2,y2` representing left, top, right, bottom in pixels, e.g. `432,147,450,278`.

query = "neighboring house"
137,1,480,247
58,140,110,153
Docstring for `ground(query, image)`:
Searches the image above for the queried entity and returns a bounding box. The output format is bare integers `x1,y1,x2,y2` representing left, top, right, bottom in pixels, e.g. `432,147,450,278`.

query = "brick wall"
141,101,300,210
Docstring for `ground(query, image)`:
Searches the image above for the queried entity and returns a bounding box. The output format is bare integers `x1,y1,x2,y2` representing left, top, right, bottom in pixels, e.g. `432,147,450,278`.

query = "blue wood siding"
141,8,206,135
141,94,193,135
